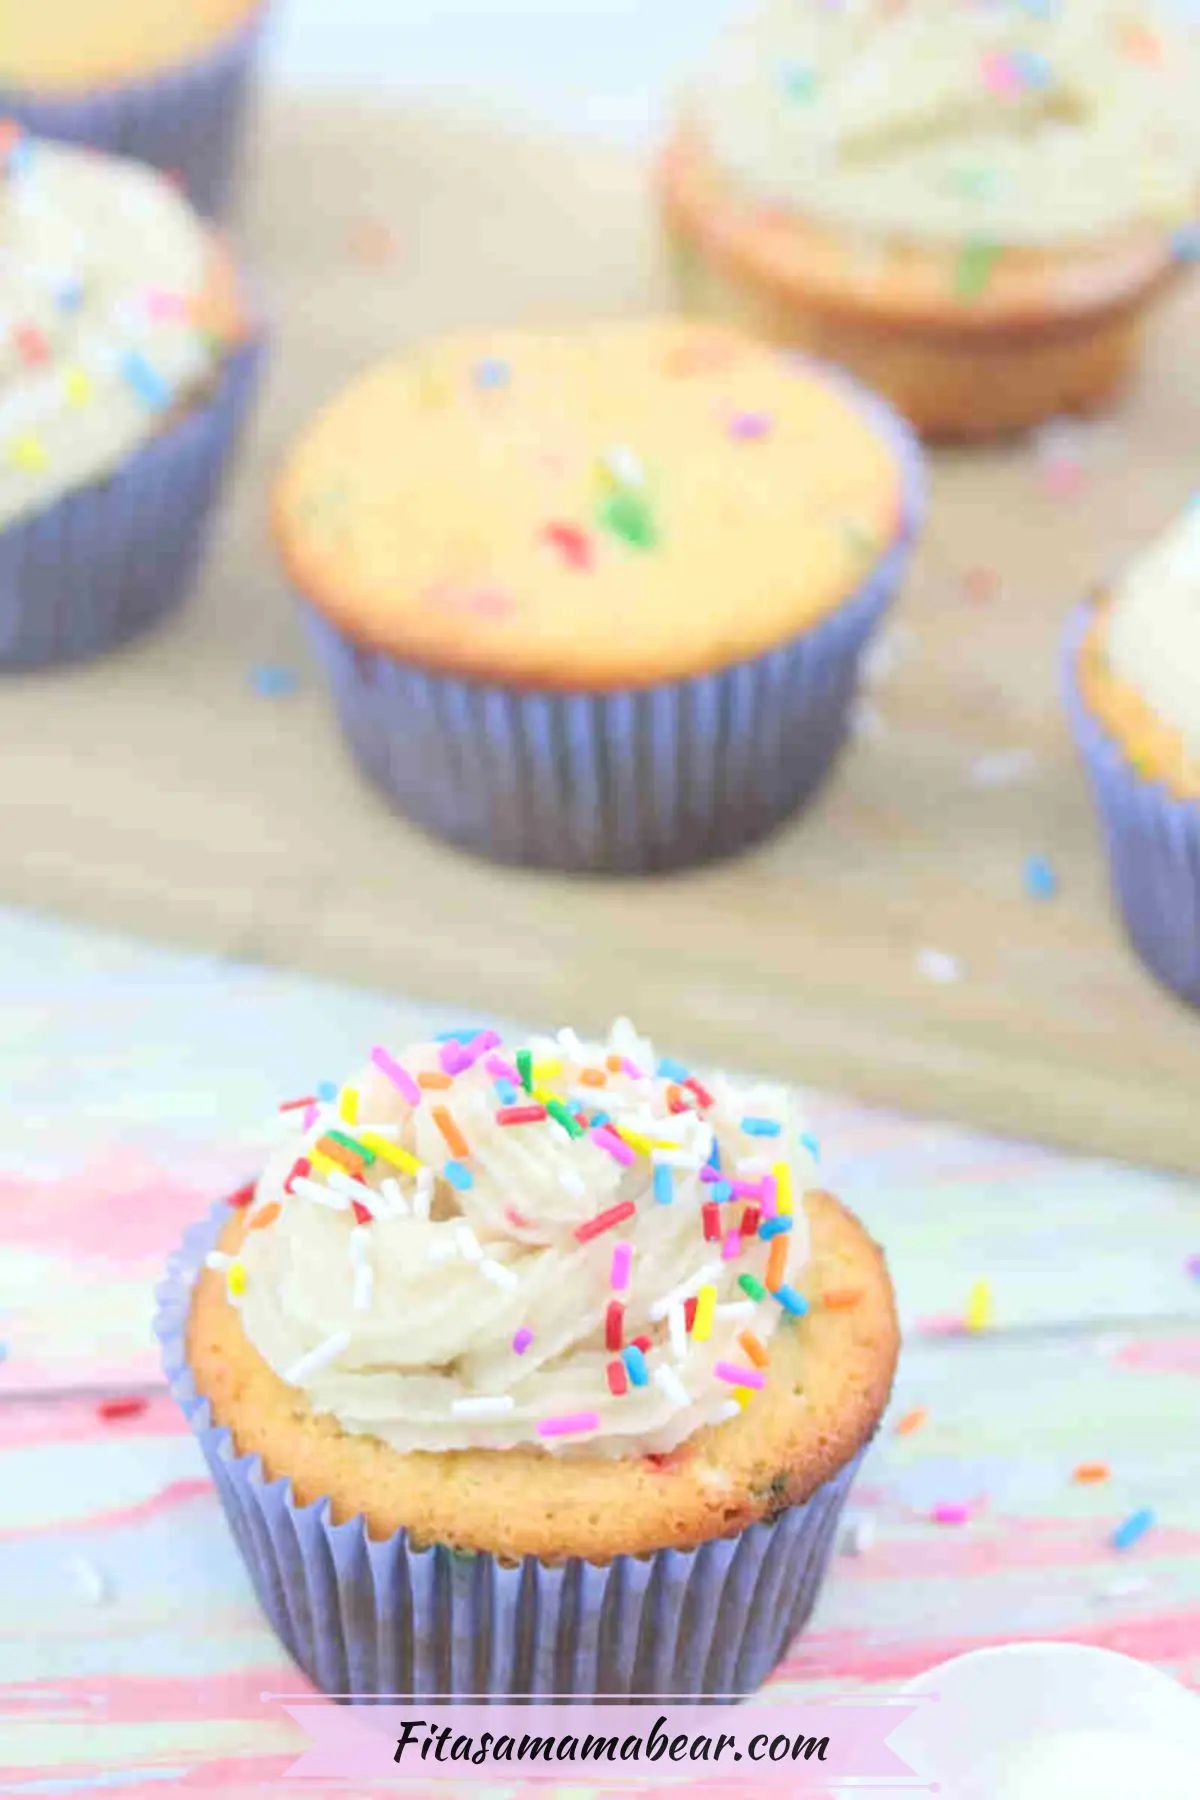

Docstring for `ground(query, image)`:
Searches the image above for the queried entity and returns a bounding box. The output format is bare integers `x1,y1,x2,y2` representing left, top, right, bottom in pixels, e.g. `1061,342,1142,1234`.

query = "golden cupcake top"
685,0,1200,248
218,1020,827,1460
0,0,259,92
272,319,912,689
0,126,242,525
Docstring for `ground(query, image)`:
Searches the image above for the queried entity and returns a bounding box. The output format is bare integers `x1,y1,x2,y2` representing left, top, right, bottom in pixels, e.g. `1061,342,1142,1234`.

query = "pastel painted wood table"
1,97,1200,1174
1,909,1197,1793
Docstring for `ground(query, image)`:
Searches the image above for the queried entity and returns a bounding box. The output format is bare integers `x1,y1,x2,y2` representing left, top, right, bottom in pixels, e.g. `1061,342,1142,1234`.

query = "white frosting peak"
1106,500,1200,762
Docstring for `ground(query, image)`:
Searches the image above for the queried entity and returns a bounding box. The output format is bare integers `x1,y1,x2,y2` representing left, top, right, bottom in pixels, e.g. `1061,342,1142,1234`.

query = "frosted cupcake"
159,1020,899,1699
661,0,1200,439
0,1,265,216
0,128,262,669
1066,503,1200,1007
273,317,923,872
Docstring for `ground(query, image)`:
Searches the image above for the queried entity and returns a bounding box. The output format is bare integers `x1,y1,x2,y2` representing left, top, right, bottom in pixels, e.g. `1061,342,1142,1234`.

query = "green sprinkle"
326,1128,375,1164
955,239,999,301
516,1048,533,1093
598,488,657,551
739,1273,767,1303
546,1098,584,1139
780,61,818,103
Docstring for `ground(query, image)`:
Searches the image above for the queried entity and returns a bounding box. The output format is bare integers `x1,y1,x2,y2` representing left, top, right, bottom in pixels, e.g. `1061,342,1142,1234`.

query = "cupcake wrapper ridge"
1063,602,1200,1009
0,5,265,217
299,366,924,874
0,336,264,672
157,1196,865,1702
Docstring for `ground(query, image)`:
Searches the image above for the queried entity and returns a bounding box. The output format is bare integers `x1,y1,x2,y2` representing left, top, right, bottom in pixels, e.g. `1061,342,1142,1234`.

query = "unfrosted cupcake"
158,1019,899,1699
661,0,1200,439
273,317,923,872
0,1,264,216
1066,503,1200,1008
0,128,262,669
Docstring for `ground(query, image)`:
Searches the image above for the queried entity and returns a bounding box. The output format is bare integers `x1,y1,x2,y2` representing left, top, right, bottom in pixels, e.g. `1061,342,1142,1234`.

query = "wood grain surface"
4,94,1200,1170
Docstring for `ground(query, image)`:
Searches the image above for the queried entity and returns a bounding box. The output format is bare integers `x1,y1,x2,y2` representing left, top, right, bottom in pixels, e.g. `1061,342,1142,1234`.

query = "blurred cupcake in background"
0,127,263,669
1065,502,1200,1008
660,0,1200,439
0,0,265,216
273,318,923,874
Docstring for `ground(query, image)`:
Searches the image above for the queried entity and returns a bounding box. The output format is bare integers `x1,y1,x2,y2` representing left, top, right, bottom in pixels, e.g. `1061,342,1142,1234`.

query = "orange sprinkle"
738,1329,769,1370
606,1054,623,1073
432,1105,469,1159
248,1202,281,1232
822,1288,863,1310
1073,1462,1110,1485
315,1136,366,1179
895,1407,927,1437
765,1237,788,1293
419,1071,452,1090
578,1067,608,1087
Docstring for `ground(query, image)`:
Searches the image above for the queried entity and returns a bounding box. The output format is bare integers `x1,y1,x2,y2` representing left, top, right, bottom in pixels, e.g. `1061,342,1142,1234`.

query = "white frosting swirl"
687,0,1200,247
0,130,226,527
1107,499,1200,762
233,1021,818,1457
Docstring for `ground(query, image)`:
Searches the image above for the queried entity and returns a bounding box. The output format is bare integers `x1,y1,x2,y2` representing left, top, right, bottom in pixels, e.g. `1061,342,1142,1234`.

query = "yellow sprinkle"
356,1130,422,1176
227,1260,246,1298
339,1086,359,1125
309,1150,342,1179
531,1058,562,1082
63,366,92,406
965,1279,993,1334
615,1126,655,1156
734,1386,754,1411
7,432,47,473
773,1161,793,1216
692,1283,717,1342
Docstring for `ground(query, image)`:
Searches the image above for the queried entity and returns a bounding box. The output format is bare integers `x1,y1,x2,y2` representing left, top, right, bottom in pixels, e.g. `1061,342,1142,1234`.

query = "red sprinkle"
228,1181,256,1208
702,1202,721,1242
631,1334,652,1354
606,1359,628,1397
575,1200,636,1244
684,1296,698,1331
351,1199,373,1225
740,1204,761,1237
14,323,48,365
278,1095,318,1112
605,1300,625,1351
542,521,593,570
98,1396,147,1422
684,1076,715,1109
496,1104,547,1126
284,1156,311,1194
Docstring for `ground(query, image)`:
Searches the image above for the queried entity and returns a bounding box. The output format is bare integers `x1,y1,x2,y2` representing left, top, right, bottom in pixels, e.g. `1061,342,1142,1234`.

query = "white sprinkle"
649,1262,723,1322
654,1364,691,1410
348,1225,371,1264
379,1177,408,1218
735,1155,772,1177
327,1169,374,1203
205,1251,232,1271
969,747,1037,789
455,1223,483,1264
352,1262,374,1313
452,1394,515,1420
651,1148,704,1171
66,1555,109,1606
916,947,962,985
284,1330,352,1387
714,1300,757,1321
480,1256,519,1291
413,1168,434,1220
840,1512,876,1557
291,1176,350,1211
668,1301,688,1364
1099,1575,1150,1602
709,1399,742,1426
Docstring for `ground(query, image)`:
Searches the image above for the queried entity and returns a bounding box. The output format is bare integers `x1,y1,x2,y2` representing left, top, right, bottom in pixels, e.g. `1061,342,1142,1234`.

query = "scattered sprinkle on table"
1074,1462,1110,1485
97,1395,148,1422
917,947,962,985
965,1279,993,1334
895,1406,928,1437
1111,1507,1156,1553
1024,854,1058,900
931,1502,971,1527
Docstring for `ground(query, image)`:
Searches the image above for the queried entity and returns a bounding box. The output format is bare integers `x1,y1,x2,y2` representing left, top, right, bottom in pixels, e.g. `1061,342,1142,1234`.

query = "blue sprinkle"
623,1345,649,1387
251,663,298,699
709,1180,732,1205
56,277,84,313
494,1077,518,1106
590,1111,611,1129
653,1165,674,1205
775,1285,810,1318
706,1140,722,1171
1111,1507,1156,1553
741,1116,781,1138
758,1216,793,1241
656,1056,690,1081
436,1028,482,1042
799,1132,821,1161
473,357,510,390
316,1080,338,1102
1011,48,1053,89
1172,225,1200,263
1024,854,1058,900
444,1160,473,1192
121,349,171,410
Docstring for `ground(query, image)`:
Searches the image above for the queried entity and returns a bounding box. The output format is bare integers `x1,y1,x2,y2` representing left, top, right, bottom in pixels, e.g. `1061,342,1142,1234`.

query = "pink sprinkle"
591,1125,635,1167
370,1046,420,1106
301,1104,319,1131
722,1229,742,1262
485,1052,521,1085
538,1410,600,1439
713,1361,766,1390
145,288,188,320
439,1039,472,1075
620,1057,645,1080
512,1327,534,1355
728,411,772,441
1187,1253,1200,1280
1040,457,1084,500
610,1241,633,1292
727,1176,769,1201
931,1503,971,1526
979,48,1020,98
758,1177,778,1219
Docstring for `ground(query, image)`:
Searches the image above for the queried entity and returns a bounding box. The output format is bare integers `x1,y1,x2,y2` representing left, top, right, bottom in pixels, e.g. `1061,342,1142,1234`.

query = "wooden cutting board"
5,93,1200,1171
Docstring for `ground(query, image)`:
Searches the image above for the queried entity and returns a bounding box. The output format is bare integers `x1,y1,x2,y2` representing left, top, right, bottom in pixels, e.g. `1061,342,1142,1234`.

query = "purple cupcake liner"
1063,601,1200,1009
297,367,924,875
0,336,264,671
157,1195,867,1701
0,5,265,217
